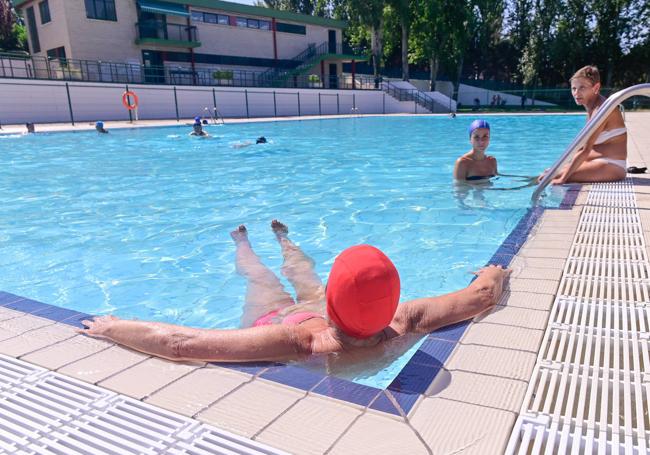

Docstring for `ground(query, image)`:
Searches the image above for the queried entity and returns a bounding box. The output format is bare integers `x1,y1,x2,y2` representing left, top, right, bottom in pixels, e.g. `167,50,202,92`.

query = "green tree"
347,0,385,82
591,0,636,86
517,0,560,88
550,0,589,84
386,0,411,80
0,0,26,52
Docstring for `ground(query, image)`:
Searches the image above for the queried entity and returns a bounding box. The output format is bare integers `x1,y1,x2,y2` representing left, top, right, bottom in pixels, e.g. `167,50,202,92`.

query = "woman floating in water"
539,65,627,184
453,119,497,181
80,220,509,363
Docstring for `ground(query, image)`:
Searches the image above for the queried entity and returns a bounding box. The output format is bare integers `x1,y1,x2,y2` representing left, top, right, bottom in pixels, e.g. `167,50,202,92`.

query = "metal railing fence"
456,87,650,112
0,52,377,90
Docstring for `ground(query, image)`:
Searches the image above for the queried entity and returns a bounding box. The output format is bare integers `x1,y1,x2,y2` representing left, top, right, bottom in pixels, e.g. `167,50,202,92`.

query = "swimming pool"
0,115,582,388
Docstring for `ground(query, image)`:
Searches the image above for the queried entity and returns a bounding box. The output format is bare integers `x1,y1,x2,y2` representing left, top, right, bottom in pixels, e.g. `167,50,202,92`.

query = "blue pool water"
0,115,582,388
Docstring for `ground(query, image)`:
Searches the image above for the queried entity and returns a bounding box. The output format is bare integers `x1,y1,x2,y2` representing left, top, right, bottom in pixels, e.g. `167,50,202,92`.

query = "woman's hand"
78,315,121,339
537,168,549,183
551,173,567,185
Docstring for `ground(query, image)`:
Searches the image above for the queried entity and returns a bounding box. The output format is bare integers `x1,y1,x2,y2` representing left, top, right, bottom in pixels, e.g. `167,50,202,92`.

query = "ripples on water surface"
0,115,582,387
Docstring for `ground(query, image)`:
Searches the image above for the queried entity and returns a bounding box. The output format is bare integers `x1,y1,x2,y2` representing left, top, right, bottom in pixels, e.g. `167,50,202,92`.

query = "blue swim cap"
468,119,490,137
194,116,201,124
95,121,103,128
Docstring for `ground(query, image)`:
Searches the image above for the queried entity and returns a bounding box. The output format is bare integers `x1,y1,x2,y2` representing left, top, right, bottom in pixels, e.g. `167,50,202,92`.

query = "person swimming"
95,121,109,134
189,117,209,137
453,119,497,181
233,136,268,148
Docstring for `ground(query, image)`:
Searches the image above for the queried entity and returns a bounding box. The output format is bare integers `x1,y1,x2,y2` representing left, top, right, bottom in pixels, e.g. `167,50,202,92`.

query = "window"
235,17,247,27
191,11,229,24
247,19,259,29
39,1,51,24
276,22,306,35
259,20,270,30
46,46,66,61
25,6,40,53
84,0,117,21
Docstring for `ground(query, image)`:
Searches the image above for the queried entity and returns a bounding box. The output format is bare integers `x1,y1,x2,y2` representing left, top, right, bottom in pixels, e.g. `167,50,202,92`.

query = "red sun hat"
326,245,400,339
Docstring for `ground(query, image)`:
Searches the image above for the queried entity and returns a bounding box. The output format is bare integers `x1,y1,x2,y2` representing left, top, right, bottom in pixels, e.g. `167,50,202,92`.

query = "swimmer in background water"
95,121,109,134
454,119,497,181
79,220,510,363
189,117,209,137
232,136,268,148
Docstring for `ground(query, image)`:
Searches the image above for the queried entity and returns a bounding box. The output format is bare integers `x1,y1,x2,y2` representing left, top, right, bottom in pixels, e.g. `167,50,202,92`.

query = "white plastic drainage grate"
0,354,290,454
506,180,650,454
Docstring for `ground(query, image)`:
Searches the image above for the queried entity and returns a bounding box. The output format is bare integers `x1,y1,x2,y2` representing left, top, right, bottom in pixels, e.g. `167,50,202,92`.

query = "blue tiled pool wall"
0,184,581,417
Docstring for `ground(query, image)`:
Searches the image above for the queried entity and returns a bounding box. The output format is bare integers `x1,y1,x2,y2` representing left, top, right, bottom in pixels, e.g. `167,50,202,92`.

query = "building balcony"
135,21,200,48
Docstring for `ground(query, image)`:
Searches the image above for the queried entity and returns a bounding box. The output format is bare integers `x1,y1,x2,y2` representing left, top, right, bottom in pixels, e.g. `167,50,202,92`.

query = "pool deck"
1,111,649,454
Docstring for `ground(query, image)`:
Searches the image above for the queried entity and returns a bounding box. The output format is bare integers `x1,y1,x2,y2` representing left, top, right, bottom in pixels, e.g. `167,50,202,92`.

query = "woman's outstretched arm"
79,316,316,362
388,265,509,336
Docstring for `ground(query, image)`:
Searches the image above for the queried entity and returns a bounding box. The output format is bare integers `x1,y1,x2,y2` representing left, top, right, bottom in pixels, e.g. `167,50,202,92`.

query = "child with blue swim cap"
190,116,209,137
95,121,108,134
453,119,497,181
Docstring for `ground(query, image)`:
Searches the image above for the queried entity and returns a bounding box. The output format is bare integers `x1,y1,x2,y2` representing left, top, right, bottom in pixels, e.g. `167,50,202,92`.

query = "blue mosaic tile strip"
559,184,582,209
417,338,456,366
388,363,441,395
630,177,650,186
60,311,95,328
260,364,325,391
312,376,381,407
428,320,470,343
0,291,24,306
218,361,279,376
0,295,91,327
386,389,420,415
368,391,402,416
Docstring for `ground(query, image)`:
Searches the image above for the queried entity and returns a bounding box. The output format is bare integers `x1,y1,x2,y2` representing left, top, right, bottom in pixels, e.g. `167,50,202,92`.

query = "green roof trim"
13,0,347,27
138,0,190,17
161,0,346,28
135,37,202,48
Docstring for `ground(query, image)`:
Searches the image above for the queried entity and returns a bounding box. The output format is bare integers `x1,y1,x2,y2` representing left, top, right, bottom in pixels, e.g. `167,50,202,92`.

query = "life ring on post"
122,91,139,110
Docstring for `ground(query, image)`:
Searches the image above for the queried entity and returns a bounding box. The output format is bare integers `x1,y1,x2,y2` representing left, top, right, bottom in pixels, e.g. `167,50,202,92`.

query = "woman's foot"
230,225,249,243
271,219,289,239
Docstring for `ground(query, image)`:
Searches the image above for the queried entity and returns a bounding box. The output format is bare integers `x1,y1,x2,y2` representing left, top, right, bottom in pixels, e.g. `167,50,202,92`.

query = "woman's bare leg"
231,225,294,327
271,220,325,304
567,159,626,183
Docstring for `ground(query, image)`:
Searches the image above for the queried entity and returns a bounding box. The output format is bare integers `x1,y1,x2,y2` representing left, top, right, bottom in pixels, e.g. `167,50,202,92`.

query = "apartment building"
14,0,364,87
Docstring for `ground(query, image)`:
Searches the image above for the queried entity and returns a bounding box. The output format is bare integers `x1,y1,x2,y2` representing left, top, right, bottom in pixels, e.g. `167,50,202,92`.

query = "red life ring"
122,91,139,110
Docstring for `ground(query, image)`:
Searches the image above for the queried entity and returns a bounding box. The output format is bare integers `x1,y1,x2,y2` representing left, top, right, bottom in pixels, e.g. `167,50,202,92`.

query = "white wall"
0,78,414,124
458,83,554,107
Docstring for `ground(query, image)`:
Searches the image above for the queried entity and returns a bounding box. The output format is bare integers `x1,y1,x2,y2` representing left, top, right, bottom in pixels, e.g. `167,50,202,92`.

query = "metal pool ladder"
532,83,650,206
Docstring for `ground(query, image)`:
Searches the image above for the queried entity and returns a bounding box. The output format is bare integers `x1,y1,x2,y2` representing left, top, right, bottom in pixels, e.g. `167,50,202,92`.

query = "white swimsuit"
590,127,627,170
593,127,627,145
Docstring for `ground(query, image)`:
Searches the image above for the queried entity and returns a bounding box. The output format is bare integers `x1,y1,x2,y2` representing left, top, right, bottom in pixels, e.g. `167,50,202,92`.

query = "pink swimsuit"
253,309,323,327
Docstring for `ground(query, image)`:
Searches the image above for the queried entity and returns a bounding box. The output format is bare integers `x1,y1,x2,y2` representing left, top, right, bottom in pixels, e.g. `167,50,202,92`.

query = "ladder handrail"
532,83,650,205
